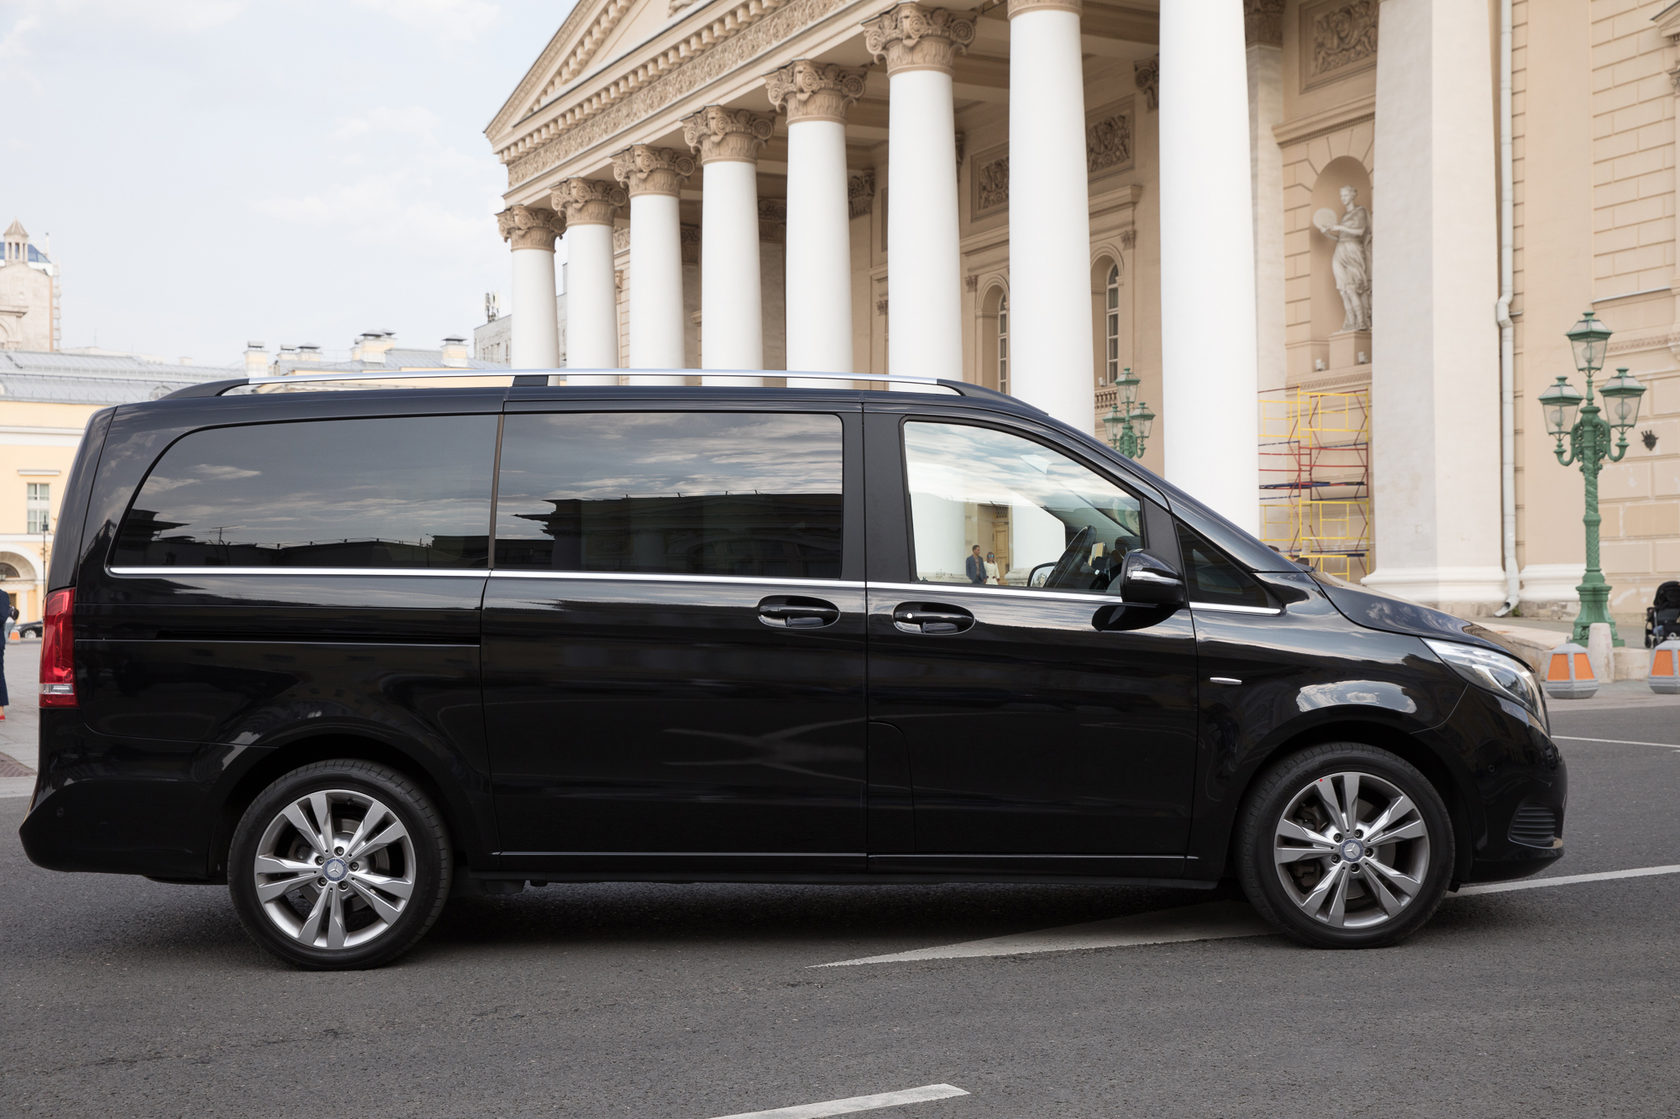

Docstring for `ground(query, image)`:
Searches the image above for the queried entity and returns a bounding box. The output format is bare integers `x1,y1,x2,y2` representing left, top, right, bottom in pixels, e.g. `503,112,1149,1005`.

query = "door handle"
892,603,975,635
758,596,840,629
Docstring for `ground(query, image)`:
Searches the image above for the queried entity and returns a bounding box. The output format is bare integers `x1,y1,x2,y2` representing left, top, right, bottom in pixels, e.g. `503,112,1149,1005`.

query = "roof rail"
165,368,1026,401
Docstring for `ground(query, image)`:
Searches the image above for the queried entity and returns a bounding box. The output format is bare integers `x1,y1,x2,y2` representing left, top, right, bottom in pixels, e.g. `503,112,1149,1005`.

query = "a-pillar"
1008,0,1093,433
612,145,694,382
864,3,974,383
767,60,868,385
496,204,564,369
1158,0,1260,533
1364,0,1504,612
683,106,774,384
553,178,626,383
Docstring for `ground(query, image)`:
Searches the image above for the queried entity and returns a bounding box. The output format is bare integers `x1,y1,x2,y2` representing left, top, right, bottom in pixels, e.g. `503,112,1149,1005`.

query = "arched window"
1104,264,1120,385
997,295,1009,395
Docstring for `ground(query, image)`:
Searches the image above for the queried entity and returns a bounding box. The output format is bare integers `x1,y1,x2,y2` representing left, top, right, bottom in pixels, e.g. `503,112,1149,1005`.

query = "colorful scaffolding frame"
1258,388,1372,581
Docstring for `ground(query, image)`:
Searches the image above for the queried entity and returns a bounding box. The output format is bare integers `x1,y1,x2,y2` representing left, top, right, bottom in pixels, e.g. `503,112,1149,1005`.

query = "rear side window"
494,411,843,579
112,416,496,568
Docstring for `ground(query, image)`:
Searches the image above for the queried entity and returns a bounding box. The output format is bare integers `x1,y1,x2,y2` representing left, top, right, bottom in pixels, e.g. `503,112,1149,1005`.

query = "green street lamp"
1102,367,1154,459
1542,312,1648,646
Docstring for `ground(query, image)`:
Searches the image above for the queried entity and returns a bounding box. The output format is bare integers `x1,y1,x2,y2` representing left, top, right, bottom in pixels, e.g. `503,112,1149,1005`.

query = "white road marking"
818,864,1680,967
816,900,1270,967
1457,863,1680,895
1553,735,1680,750
706,1083,969,1119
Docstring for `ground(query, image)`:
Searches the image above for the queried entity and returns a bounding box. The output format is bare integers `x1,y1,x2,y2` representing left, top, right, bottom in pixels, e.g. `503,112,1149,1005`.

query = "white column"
612,145,694,381
1364,0,1504,611
767,60,868,385
683,106,774,384
496,204,564,369
552,178,625,382
1008,0,1093,433
1158,0,1259,534
865,3,974,384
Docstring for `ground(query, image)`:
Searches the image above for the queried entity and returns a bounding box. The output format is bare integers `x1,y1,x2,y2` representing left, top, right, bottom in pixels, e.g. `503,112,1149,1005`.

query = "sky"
0,0,575,366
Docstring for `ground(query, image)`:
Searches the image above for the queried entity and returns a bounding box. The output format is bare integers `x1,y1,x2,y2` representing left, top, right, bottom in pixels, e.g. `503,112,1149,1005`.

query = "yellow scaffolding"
1258,389,1372,582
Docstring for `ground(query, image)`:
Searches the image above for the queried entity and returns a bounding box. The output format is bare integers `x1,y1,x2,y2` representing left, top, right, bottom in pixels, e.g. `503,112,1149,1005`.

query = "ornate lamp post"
1102,367,1155,459
1539,312,1648,646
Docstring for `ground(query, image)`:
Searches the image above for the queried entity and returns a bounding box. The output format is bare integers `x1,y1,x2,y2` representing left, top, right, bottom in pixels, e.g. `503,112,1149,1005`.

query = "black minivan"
20,370,1565,968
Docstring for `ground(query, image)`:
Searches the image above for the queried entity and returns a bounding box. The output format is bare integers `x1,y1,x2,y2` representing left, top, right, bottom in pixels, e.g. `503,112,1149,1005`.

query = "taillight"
40,588,75,708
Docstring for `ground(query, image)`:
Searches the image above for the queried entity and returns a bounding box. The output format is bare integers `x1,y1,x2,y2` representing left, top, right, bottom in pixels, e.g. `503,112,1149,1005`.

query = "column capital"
765,60,869,124
862,4,975,76
552,178,626,226
1006,0,1081,18
496,204,564,251
681,106,775,164
611,144,696,196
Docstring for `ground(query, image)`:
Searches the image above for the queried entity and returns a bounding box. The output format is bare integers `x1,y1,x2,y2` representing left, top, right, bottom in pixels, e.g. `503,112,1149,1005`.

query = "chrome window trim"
866,580,1118,607
110,566,490,579
490,570,858,590
1189,601,1282,615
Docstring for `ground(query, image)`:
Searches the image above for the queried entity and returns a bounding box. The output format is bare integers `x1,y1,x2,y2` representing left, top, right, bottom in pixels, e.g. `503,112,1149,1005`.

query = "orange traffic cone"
1543,641,1598,700
1649,636,1680,695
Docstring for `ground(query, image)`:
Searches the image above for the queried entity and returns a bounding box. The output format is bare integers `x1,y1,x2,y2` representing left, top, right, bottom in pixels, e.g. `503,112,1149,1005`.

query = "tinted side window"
494,412,843,578
113,416,496,568
1176,522,1271,608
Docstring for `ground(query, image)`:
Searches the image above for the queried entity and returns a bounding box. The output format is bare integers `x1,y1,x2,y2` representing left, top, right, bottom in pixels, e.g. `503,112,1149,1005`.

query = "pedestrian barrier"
1543,641,1598,700
1649,635,1680,695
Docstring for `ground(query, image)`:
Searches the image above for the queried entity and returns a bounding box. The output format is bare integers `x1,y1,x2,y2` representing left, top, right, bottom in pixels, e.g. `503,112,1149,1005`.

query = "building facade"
484,0,1680,619
0,220,59,353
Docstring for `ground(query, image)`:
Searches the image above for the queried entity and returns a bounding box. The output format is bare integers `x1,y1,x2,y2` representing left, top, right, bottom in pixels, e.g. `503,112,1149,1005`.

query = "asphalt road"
3,692,1677,1118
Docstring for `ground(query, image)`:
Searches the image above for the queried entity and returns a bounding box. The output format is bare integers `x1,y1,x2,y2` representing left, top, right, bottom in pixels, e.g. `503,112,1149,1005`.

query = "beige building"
481,0,1679,624
0,220,59,353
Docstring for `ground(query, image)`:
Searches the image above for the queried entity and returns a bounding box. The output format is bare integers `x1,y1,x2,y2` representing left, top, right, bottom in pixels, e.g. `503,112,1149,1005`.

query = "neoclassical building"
485,0,1680,619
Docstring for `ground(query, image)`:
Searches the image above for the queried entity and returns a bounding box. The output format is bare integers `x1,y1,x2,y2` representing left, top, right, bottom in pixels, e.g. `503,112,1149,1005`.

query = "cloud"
332,105,443,143
349,0,500,40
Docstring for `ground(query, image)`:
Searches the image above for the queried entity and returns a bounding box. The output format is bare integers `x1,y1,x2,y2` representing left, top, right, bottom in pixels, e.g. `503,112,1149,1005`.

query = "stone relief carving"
612,225,630,253
509,0,848,186
1312,185,1372,331
1302,0,1378,89
758,198,788,242
552,178,626,226
611,144,696,196
974,150,1008,216
682,106,775,163
496,204,565,251
1119,228,1136,251
863,4,976,75
1133,55,1158,111
765,60,869,123
680,223,701,264
1085,107,1132,176
848,169,876,219
1244,0,1285,47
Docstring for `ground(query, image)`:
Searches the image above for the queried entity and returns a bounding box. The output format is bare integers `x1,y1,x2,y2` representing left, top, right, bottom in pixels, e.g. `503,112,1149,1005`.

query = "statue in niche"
1313,185,1372,332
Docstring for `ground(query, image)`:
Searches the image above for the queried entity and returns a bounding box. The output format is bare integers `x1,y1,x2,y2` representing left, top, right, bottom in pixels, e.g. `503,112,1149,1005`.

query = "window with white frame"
1104,263,1120,385
997,295,1009,395
26,482,50,534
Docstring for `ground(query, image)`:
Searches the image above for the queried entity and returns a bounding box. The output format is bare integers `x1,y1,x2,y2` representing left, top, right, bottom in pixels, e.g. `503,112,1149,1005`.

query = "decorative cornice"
1134,54,1158,111
1244,0,1284,46
611,144,695,196
765,60,869,124
1007,0,1081,17
496,205,564,251
682,105,775,164
504,0,832,186
552,177,626,226
849,169,876,218
863,4,976,76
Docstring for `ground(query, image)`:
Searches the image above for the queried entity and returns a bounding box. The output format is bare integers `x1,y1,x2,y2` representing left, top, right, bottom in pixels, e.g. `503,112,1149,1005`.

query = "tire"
228,759,451,969
1236,743,1454,948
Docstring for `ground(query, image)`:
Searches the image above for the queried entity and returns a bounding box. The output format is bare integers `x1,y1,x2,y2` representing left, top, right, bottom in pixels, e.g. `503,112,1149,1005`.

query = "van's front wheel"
229,760,451,969
1237,743,1453,948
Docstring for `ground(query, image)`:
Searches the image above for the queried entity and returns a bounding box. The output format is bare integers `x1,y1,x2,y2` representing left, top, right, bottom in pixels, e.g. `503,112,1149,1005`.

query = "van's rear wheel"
229,760,450,969
1237,743,1453,948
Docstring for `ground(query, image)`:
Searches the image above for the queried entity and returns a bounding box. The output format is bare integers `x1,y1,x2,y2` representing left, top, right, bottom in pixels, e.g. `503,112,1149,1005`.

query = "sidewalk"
1,635,39,798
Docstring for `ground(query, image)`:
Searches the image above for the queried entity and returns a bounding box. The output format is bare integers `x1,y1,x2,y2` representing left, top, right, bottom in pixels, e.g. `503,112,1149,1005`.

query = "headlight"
1424,638,1544,720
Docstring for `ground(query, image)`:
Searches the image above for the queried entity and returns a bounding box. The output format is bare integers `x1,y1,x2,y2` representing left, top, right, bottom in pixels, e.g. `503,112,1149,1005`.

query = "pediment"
488,0,692,144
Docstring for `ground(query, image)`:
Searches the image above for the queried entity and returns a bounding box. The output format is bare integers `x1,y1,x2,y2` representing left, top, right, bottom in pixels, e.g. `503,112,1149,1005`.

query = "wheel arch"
1223,719,1476,885
211,733,484,883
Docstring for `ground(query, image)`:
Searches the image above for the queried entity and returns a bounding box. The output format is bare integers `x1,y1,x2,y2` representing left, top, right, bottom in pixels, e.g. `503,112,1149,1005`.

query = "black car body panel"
20,377,1564,919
